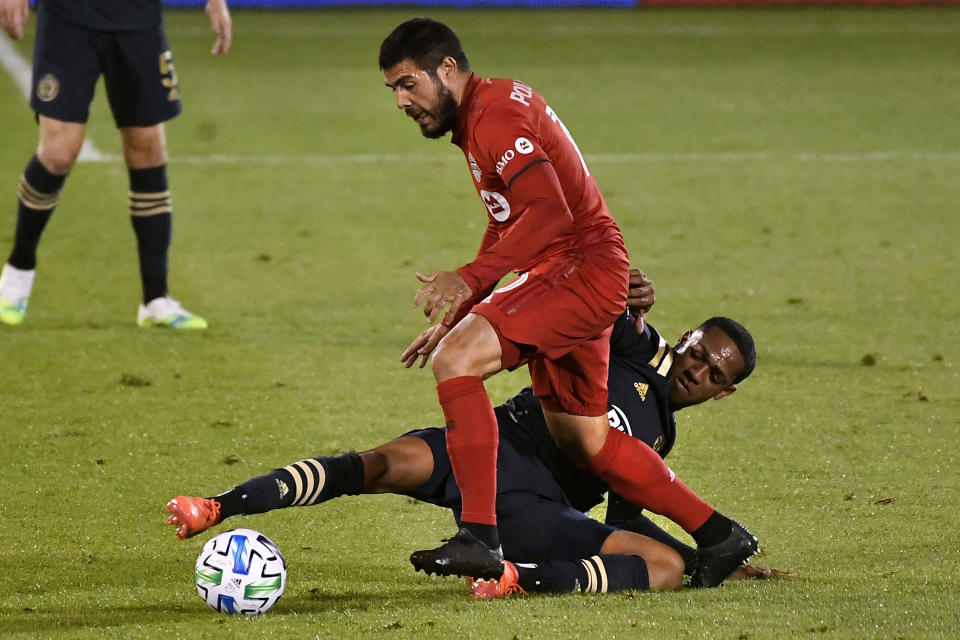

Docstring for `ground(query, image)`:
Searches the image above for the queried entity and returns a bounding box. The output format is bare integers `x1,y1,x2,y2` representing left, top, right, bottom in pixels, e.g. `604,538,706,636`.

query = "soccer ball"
194,528,286,615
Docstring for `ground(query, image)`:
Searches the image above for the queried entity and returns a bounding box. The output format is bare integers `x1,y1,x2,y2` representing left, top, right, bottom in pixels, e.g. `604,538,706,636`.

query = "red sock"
437,376,498,526
583,428,714,533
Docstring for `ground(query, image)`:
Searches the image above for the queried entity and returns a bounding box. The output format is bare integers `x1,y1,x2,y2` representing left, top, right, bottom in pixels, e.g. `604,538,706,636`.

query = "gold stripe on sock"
581,559,597,593
129,191,172,217
129,203,172,217
292,460,316,506
589,556,609,593
302,458,327,506
283,462,305,504
128,189,171,201
18,175,60,211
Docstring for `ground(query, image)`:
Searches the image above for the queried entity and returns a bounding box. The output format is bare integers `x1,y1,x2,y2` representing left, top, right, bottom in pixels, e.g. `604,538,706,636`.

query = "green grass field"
1,6,958,638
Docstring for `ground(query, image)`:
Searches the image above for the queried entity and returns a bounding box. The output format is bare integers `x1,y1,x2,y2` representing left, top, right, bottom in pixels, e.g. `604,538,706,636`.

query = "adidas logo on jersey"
276,479,289,499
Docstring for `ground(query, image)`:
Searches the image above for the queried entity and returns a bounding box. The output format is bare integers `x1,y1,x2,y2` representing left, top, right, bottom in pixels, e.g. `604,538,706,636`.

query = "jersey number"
545,105,590,177
159,51,180,102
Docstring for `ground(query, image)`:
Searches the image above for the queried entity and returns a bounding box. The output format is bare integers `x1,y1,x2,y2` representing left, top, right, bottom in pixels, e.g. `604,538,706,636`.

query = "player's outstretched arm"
204,0,232,55
0,0,29,40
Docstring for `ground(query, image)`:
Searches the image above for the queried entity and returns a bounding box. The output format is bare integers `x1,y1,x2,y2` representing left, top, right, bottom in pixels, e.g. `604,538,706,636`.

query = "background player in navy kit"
378,18,757,586
167,270,771,594
0,0,231,328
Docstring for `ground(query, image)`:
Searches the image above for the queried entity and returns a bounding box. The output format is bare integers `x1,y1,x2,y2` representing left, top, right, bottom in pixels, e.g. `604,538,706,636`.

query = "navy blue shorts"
30,5,181,127
403,427,616,562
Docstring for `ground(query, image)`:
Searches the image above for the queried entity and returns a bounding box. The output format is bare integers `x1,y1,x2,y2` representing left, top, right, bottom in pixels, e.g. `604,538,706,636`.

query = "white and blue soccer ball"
194,528,286,615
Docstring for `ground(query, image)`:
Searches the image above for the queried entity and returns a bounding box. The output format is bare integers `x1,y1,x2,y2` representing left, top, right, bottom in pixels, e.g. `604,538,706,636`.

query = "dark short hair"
698,317,756,384
379,17,470,73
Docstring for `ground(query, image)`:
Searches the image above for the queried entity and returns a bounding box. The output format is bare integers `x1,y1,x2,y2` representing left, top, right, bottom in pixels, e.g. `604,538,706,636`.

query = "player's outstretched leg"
166,496,222,540
164,453,366,540
688,519,758,588
410,527,504,580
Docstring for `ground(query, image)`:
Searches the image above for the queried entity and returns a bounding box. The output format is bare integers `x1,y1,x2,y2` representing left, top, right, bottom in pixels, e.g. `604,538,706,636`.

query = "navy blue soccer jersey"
496,309,677,513
38,0,162,31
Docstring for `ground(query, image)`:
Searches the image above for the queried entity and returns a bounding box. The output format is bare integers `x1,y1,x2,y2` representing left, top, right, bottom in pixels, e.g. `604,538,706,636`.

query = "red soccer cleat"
165,496,222,540
468,561,527,599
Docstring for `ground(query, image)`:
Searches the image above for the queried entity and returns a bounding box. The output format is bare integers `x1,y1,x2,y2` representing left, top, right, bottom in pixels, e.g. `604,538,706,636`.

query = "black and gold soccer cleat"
410,528,504,580
688,519,759,588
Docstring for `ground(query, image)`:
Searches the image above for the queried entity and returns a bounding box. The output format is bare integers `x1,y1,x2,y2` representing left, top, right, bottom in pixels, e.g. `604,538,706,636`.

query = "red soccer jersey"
451,74,625,299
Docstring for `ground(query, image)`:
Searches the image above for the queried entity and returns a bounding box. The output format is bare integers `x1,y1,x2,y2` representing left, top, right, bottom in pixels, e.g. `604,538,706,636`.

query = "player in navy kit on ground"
0,0,231,328
377,18,757,585
167,271,774,594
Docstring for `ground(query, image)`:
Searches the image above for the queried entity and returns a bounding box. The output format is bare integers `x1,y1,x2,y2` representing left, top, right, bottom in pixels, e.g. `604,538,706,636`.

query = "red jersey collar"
451,73,483,147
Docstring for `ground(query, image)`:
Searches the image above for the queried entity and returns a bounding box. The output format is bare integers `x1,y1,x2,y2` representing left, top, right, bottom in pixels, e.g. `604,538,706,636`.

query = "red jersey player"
379,18,757,587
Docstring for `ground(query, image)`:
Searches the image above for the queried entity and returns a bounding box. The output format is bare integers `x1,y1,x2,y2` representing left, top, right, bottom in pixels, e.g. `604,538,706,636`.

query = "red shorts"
472,245,629,416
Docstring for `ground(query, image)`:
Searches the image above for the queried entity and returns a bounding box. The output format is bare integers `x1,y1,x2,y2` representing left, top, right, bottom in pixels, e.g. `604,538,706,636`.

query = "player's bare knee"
122,126,168,168
546,421,606,466
357,450,389,492
431,340,476,381
36,146,78,176
551,432,593,466
647,550,685,591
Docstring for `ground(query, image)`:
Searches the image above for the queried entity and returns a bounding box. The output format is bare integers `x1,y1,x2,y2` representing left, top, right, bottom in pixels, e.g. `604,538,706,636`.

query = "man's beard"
419,81,459,139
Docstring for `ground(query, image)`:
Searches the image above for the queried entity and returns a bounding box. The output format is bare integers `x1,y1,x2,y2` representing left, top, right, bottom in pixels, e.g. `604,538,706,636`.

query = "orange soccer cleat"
165,496,222,540
468,561,527,599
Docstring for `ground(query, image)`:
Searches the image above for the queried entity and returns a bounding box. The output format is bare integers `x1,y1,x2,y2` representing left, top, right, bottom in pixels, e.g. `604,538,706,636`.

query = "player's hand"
413,271,473,326
401,324,449,369
728,565,794,580
627,268,655,333
205,0,232,55
0,0,29,40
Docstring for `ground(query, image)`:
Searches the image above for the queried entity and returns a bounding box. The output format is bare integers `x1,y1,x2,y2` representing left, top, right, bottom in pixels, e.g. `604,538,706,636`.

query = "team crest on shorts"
36,74,59,102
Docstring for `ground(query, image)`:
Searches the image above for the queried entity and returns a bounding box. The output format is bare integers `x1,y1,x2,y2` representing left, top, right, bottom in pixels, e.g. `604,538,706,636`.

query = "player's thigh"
103,25,181,128
472,251,628,362
29,7,101,125
496,492,615,562
531,331,612,418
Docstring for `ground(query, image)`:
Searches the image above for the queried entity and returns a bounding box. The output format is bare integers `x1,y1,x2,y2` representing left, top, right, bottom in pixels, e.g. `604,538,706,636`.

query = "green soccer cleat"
0,294,27,325
137,296,208,330
0,264,34,326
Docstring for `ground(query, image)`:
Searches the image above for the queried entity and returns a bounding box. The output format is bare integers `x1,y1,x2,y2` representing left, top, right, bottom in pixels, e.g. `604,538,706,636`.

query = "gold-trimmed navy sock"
128,166,171,303
213,453,365,519
8,156,65,270
515,555,650,594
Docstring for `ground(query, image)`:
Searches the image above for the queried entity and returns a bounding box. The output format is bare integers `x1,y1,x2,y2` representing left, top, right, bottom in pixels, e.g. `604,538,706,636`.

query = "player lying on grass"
167,271,765,595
